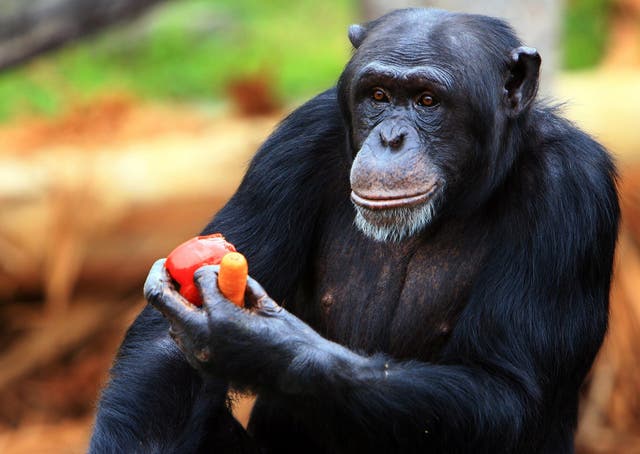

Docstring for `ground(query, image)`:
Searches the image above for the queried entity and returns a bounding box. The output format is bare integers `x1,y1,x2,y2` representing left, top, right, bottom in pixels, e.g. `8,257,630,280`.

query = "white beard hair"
353,199,437,243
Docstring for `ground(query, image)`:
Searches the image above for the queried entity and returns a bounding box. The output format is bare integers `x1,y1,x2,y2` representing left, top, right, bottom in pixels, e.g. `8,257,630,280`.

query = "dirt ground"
0,69,640,452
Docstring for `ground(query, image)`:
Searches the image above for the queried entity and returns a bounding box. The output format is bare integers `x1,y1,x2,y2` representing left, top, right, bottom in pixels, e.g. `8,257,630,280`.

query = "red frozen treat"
165,234,237,306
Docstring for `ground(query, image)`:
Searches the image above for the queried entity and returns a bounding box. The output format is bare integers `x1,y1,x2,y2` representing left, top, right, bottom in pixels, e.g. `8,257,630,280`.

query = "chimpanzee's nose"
379,129,405,150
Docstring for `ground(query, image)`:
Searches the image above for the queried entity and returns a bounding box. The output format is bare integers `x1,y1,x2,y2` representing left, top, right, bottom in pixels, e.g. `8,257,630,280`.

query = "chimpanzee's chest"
296,211,487,362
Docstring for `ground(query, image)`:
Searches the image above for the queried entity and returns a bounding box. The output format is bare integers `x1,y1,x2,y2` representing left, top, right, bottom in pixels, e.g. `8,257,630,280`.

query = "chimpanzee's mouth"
350,184,439,210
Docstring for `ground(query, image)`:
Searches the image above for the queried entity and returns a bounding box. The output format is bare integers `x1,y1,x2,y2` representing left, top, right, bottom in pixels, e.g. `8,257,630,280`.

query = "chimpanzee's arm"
89,89,346,452
145,246,609,453
89,306,253,452
145,143,618,453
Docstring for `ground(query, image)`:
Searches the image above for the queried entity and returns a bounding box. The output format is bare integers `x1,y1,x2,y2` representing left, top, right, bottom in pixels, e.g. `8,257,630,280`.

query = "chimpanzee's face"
348,61,451,242
342,9,535,242
344,13,480,242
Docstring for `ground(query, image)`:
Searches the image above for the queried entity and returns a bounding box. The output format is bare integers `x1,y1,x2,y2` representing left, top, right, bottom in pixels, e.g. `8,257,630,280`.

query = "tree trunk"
0,0,168,71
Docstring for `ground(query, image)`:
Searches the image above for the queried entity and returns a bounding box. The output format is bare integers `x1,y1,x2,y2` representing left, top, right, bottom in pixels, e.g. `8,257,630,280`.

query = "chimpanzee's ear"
504,46,541,117
348,24,367,49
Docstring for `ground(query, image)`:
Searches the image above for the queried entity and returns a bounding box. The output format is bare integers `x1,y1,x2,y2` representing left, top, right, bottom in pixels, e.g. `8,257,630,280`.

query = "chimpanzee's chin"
353,201,436,243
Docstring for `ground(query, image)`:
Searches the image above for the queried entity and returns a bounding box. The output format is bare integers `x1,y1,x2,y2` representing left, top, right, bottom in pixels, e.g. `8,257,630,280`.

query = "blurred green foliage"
0,0,356,121
0,0,614,121
564,0,610,70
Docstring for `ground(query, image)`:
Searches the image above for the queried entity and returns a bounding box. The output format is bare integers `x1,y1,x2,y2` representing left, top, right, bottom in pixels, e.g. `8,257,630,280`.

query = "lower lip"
350,185,438,210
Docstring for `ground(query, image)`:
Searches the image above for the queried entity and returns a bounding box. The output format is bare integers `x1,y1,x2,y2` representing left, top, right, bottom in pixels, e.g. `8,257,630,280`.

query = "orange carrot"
218,252,248,307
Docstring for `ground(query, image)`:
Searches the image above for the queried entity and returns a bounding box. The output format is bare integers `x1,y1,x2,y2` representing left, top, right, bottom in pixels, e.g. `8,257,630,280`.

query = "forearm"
272,339,539,452
170,287,540,451
90,307,234,452
91,372,230,453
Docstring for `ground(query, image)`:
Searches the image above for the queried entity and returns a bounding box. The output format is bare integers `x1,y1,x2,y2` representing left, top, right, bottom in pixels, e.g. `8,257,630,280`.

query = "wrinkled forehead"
358,12,468,65
350,10,512,88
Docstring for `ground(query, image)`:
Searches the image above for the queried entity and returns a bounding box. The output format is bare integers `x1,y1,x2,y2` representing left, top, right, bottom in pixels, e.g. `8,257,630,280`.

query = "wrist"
279,338,382,396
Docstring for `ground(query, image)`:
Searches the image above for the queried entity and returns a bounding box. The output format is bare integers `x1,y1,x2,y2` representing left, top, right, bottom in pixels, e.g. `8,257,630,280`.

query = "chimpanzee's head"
338,8,541,242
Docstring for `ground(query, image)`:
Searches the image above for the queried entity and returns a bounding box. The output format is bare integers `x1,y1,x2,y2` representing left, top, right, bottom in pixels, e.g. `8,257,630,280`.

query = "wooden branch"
0,298,144,392
0,0,168,71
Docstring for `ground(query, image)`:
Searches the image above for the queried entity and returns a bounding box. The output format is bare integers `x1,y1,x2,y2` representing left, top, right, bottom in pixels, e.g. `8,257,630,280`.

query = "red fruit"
165,234,236,306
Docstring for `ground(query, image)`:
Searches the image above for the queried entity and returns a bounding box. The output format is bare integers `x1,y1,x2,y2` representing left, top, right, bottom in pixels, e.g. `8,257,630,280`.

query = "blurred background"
0,0,639,452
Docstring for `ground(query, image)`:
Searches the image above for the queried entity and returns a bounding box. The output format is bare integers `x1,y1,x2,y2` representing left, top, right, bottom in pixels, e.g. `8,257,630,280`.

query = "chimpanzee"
90,8,619,454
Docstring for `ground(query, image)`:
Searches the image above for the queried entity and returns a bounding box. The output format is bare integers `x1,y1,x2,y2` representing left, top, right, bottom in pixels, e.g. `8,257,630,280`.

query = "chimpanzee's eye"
417,93,438,107
371,88,389,103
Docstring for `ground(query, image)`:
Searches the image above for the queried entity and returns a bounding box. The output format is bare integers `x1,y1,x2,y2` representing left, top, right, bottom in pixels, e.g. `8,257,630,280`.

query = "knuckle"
208,311,235,333
143,282,160,302
194,347,211,363
194,265,218,282
169,331,184,350
193,268,206,283
207,309,225,324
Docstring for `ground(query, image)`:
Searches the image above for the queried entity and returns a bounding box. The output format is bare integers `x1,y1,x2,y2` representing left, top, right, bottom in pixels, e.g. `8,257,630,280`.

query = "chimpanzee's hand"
143,259,331,392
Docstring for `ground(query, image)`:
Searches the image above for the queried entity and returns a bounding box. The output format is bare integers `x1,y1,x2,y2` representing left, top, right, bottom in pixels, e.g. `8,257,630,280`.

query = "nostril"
379,129,406,150
379,131,388,147
388,134,405,150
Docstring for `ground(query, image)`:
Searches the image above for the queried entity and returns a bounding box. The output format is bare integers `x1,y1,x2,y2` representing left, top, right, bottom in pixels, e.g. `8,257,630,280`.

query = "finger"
194,265,248,318
245,276,267,301
193,264,224,301
245,276,280,312
143,258,169,302
145,260,203,327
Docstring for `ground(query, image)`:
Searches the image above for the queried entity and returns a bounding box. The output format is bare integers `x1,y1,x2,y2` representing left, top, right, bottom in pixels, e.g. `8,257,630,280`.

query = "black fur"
91,8,619,453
